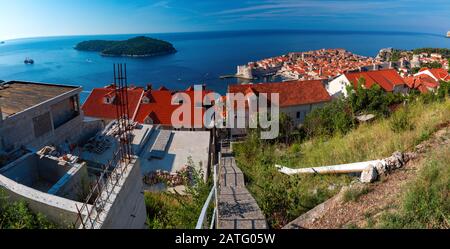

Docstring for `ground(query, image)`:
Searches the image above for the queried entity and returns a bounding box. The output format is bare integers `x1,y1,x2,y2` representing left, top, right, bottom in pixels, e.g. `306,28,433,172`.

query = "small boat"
24,57,34,64
0,41,5,44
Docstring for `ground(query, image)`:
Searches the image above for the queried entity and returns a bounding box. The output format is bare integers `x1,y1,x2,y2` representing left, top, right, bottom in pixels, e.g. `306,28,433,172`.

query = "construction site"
0,65,148,229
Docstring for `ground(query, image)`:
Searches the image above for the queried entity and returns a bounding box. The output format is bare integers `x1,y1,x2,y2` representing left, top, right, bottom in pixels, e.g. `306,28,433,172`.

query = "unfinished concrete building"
0,81,147,229
0,81,85,151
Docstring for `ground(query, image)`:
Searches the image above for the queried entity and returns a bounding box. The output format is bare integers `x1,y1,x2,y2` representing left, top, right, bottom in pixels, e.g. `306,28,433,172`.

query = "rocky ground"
284,121,450,229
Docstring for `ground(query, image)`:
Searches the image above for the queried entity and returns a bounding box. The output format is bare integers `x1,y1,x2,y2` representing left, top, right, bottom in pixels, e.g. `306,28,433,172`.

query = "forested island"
75,36,177,57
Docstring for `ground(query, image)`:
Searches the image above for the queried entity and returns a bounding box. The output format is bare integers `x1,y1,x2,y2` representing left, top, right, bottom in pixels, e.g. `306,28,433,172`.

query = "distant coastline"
75,36,177,58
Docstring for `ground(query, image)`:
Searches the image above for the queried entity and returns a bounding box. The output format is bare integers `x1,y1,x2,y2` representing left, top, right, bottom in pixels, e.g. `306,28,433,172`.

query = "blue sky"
0,0,449,40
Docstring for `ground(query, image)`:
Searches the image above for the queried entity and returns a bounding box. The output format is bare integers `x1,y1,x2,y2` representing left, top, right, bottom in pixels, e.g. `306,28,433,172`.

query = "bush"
389,105,414,133
145,157,212,229
0,191,56,229
303,99,354,138
438,81,450,99
347,80,404,116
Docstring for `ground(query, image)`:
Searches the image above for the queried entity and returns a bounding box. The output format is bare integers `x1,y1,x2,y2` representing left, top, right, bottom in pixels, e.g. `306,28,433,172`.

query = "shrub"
438,81,450,99
145,157,212,229
0,190,56,229
303,99,354,138
389,105,414,133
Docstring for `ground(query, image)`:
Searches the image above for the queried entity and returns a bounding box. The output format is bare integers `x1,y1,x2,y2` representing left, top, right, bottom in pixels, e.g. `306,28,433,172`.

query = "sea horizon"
3,28,446,42
1,29,449,103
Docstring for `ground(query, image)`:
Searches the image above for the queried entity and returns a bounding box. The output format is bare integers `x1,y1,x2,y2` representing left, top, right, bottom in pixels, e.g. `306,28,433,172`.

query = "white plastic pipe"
276,160,384,176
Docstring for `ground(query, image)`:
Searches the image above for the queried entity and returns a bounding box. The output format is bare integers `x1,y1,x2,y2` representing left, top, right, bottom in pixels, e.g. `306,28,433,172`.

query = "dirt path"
285,123,450,229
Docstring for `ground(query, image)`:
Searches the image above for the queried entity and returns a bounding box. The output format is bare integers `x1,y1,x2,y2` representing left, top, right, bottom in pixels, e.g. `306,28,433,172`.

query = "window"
144,116,154,125
296,112,301,119
51,96,80,129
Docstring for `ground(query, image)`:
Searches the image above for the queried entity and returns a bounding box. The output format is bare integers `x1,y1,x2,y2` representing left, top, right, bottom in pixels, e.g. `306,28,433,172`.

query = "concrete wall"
281,102,327,127
51,96,78,129
99,157,147,229
0,153,38,187
326,74,349,98
229,101,327,131
0,88,83,151
38,157,72,183
1,153,88,202
0,172,91,227
50,162,89,201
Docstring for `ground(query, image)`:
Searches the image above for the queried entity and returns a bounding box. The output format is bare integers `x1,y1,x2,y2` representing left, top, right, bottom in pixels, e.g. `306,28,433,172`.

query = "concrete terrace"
81,123,211,177
0,81,79,118
140,129,210,176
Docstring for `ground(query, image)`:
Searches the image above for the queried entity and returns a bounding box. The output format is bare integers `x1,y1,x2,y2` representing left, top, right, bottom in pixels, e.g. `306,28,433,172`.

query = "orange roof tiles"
345,69,406,92
404,74,439,93
228,80,331,107
82,87,144,121
82,85,212,128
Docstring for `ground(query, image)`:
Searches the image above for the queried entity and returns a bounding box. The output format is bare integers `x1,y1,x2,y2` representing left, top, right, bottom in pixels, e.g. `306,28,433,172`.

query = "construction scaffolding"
75,64,135,229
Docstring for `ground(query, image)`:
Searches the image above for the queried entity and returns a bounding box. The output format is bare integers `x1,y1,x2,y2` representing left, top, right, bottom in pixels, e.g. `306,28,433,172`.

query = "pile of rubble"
105,119,137,138
360,151,416,183
37,146,79,164
143,166,193,187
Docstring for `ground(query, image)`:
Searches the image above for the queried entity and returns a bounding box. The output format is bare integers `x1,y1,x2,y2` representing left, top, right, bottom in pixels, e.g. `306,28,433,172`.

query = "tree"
279,113,294,144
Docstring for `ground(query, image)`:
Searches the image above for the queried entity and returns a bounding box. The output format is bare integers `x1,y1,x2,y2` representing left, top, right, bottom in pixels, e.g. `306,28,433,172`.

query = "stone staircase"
217,145,268,229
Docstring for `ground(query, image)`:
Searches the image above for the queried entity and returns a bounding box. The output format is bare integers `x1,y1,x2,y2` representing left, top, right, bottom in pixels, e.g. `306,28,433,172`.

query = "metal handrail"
195,163,219,229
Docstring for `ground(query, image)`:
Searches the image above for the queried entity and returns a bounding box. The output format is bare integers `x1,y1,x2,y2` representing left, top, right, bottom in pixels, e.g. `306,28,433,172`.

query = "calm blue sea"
0,30,448,103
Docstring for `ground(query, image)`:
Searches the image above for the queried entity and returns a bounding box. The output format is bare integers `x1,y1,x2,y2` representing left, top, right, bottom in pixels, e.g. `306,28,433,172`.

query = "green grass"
342,186,371,203
377,145,450,229
234,98,450,228
233,134,352,228
0,191,56,229
293,99,450,168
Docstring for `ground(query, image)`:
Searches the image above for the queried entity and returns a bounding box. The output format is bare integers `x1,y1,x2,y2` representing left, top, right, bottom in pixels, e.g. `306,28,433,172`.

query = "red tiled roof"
134,88,212,127
345,69,406,92
404,74,439,93
82,87,144,120
228,80,331,107
428,68,449,81
82,85,213,128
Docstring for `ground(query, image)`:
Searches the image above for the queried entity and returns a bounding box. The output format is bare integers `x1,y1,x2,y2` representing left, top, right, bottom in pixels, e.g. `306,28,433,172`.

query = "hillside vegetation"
378,144,450,229
75,36,177,57
0,190,56,229
234,93,450,228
